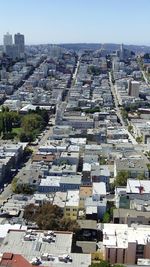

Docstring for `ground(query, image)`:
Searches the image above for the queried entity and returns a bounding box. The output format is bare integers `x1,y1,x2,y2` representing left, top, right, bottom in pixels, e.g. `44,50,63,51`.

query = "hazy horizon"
0,0,150,45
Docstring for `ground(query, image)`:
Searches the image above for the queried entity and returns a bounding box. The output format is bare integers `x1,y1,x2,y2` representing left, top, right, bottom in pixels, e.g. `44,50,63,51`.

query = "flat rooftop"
66,190,79,207
0,230,91,266
103,223,150,249
126,179,150,194
93,182,106,196
0,230,72,258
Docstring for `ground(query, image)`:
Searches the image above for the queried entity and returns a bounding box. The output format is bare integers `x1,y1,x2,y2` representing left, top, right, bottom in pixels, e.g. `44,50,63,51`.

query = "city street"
109,72,138,145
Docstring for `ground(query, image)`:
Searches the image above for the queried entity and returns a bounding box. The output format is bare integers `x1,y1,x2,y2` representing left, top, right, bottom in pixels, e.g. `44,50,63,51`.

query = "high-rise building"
128,80,140,98
3,32,13,51
120,43,125,61
14,33,25,57
5,45,19,60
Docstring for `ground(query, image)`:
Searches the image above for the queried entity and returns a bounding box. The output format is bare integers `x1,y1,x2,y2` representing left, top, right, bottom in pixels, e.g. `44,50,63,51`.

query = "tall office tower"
14,33,25,58
3,32,13,51
128,80,140,98
120,43,125,60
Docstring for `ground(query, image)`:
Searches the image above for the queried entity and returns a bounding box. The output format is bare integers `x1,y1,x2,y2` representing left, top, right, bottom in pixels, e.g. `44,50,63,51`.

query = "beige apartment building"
103,224,150,265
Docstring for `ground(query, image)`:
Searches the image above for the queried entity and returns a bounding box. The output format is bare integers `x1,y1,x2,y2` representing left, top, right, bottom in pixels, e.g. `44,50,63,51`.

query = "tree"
121,108,128,120
19,132,35,142
13,184,35,194
11,177,18,192
99,156,107,165
0,116,3,135
87,65,101,76
0,109,21,136
23,147,33,158
89,260,110,267
114,171,129,187
85,107,101,114
59,218,80,233
23,203,80,232
89,263,126,267
128,125,133,133
137,173,145,180
35,107,49,125
21,114,44,133
102,212,110,223
136,136,143,144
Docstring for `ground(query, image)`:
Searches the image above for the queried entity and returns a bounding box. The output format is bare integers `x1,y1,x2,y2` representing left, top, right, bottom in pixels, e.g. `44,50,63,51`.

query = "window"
123,249,125,263
108,248,110,260
73,209,77,211
136,244,144,259
66,208,70,211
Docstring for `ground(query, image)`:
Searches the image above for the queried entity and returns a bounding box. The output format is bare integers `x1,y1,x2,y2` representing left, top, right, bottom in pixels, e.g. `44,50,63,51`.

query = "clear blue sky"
0,0,150,45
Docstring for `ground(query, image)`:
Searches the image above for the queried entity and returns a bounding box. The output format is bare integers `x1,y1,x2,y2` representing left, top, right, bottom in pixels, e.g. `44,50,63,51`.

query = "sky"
0,0,150,45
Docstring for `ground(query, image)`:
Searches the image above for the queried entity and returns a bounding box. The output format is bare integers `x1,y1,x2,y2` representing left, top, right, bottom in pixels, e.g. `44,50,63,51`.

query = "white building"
3,32,13,50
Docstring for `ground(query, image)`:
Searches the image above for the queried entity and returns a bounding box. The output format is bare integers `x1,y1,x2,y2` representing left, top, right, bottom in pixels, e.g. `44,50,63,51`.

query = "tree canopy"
87,65,101,76
114,171,129,187
23,203,80,232
0,106,49,142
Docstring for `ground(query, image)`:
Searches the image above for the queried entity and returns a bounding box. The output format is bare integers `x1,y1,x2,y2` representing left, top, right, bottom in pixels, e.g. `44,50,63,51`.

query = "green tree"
87,65,101,76
89,260,110,267
11,177,18,192
121,108,128,119
85,107,101,114
21,114,44,133
13,183,35,194
0,115,3,135
10,111,21,127
19,132,35,142
128,125,133,133
114,171,129,187
35,107,49,125
89,263,126,267
136,136,143,144
137,172,145,180
102,212,110,223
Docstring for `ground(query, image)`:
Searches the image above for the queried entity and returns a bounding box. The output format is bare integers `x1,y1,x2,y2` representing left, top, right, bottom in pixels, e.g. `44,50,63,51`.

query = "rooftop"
126,179,150,194
93,182,106,196
0,253,33,267
0,230,72,260
103,223,150,249
0,230,91,266
66,190,79,207
116,157,149,171
79,186,92,197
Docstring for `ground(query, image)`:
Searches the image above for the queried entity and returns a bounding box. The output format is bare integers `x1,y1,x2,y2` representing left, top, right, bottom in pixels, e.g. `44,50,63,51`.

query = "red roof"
0,253,34,267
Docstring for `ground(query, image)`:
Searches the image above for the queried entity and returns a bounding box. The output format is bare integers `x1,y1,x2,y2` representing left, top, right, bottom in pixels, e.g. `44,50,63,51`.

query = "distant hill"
59,43,150,53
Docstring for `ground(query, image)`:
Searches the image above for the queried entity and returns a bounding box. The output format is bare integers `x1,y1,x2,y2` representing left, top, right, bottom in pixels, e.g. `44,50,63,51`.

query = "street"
109,72,138,145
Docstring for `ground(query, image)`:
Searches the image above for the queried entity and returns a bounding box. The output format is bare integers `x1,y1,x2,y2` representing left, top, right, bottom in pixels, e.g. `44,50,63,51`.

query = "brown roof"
32,154,56,163
0,253,33,267
79,186,92,197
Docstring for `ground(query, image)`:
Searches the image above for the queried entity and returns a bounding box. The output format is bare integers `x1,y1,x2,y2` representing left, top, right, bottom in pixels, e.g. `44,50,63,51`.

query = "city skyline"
0,0,150,45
